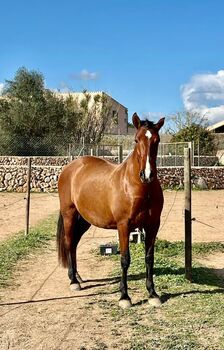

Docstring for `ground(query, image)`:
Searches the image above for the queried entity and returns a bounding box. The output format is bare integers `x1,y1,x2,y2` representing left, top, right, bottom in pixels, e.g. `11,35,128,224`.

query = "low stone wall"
0,156,70,166
0,166,61,192
0,157,223,192
158,167,224,189
159,155,218,167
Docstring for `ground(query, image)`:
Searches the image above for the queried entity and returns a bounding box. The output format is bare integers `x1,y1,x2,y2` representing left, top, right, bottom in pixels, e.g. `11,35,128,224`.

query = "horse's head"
132,113,165,184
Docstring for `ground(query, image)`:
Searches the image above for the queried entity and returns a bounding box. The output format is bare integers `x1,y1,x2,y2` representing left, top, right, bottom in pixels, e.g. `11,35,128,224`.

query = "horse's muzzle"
139,170,154,183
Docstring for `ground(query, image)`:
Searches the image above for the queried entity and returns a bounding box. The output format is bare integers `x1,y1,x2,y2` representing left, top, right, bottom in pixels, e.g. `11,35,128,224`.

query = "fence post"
160,143,163,166
198,141,200,166
68,143,71,157
118,145,123,163
82,137,85,156
184,147,192,281
25,157,32,236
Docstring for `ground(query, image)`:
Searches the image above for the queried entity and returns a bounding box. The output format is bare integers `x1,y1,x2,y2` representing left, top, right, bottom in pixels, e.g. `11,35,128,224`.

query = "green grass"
0,214,57,288
104,240,224,350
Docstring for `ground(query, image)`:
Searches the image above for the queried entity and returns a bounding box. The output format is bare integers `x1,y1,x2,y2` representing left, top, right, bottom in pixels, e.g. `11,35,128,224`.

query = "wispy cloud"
0,83,4,95
142,111,164,122
181,70,224,124
70,69,99,81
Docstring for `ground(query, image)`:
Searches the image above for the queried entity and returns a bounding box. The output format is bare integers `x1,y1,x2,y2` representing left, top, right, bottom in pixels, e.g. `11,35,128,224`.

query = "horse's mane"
140,119,155,129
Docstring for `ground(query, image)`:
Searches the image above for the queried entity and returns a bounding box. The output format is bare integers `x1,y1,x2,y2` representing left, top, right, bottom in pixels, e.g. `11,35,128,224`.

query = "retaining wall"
0,156,223,192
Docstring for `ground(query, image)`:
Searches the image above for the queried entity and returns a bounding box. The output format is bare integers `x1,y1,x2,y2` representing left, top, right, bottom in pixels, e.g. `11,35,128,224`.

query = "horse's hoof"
119,299,132,309
70,283,81,292
148,297,162,307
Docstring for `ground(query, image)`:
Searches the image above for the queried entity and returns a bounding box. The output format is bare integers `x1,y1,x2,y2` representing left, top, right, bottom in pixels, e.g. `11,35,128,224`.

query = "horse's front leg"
118,223,132,309
144,223,162,307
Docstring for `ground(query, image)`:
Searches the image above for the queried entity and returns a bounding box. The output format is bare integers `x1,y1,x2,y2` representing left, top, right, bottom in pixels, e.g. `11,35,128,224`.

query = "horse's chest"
129,197,150,224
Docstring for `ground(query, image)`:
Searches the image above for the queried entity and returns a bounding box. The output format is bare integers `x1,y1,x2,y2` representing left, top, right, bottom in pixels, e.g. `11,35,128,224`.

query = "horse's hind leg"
68,214,91,291
59,207,80,290
57,206,91,291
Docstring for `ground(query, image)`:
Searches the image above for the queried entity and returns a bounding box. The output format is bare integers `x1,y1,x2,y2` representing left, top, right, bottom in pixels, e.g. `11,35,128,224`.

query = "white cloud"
0,83,4,95
181,70,224,124
70,69,99,81
142,111,164,122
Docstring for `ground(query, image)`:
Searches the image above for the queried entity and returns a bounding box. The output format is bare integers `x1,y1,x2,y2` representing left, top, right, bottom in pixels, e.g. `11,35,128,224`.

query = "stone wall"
158,167,224,189
0,156,223,192
0,156,70,166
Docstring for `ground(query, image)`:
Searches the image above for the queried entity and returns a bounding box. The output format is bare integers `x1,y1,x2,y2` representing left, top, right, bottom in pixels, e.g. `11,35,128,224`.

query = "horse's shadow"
1,267,222,311
82,265,224,304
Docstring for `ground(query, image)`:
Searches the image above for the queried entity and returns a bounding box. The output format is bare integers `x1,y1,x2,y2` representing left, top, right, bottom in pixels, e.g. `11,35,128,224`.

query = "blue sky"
1,0,224,125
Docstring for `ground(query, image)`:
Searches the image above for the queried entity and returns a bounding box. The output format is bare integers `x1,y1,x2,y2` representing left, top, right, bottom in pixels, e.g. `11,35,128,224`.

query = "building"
207,120,224,133
207,120,224,162
57,91,128,135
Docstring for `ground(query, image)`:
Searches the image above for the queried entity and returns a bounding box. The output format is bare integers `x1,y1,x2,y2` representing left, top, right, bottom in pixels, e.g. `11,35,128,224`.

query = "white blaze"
145,130,152,139
145,130,152,180
145,155,151,179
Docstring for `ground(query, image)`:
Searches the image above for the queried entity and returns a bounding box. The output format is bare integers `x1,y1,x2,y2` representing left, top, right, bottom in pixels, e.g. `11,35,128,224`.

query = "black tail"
56,212,69,268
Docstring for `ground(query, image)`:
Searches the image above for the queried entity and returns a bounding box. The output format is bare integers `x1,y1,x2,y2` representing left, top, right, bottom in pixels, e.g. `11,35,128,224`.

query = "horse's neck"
125,148,141,182
124,148,158,189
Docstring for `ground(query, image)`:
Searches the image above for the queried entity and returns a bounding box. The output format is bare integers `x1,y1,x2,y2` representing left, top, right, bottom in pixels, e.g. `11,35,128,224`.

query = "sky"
1,0,224,126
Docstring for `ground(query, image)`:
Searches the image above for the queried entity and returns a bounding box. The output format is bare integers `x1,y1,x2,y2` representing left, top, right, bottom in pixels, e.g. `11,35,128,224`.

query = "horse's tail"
56,212,69,268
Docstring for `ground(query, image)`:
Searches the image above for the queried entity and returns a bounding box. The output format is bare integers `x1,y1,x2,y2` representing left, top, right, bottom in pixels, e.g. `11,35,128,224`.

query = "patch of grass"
0,214,57,288
106,239,224,349
192,241,224,255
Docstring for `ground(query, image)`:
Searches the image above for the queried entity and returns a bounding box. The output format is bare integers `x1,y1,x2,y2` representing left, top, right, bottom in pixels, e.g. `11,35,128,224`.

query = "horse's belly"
78,207,117,229
74,192,117,229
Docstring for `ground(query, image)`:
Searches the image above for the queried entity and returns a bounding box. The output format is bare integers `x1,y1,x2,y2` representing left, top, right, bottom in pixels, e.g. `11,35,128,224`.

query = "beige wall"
56,91,128,135
1,90,129,135
105,95,128,135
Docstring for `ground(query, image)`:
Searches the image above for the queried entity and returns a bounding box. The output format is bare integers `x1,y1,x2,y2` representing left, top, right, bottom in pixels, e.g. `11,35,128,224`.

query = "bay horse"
57,113,165,308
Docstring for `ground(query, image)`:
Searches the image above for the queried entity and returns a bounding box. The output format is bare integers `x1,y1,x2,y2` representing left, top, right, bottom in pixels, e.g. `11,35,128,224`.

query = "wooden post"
184,147,192,281
68,143,71,157
118,145,123,164
25,157,32,236
90,148,93,156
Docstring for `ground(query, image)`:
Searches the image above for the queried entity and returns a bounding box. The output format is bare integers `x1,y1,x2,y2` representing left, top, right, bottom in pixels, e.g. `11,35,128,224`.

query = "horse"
57,112,165,308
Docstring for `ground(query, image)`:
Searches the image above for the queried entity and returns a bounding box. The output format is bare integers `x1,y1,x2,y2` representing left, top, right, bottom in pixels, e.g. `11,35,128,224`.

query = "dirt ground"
0,190,223,349
0,190,223,243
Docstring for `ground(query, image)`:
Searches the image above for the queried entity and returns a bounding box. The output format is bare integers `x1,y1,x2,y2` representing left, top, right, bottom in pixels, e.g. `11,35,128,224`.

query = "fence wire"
0,135,223,166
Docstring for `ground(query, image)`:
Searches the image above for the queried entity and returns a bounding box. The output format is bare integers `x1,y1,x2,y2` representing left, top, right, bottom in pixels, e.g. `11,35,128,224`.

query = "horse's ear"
155,117,165,131
132,113,141,129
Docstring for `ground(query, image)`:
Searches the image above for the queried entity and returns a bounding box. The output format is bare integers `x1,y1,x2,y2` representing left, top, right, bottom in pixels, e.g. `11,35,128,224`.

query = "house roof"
207,120,224,131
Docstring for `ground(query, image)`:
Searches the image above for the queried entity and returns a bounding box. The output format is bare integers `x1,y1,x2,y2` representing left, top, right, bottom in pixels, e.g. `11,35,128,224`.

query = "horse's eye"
135,139,138,143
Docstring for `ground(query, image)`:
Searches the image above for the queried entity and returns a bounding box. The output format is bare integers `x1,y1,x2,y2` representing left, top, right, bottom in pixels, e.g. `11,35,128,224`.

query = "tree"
0,67,68,155
55,90,112,145
0,68,111,155
75,90,111,144
168,110,208,133
169,111,217,155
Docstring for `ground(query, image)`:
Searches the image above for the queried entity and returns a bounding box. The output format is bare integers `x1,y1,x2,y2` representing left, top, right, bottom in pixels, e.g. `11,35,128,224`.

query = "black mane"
140,119,155,129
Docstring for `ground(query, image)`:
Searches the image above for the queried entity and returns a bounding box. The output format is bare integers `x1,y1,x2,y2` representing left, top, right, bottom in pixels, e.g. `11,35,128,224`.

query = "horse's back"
59,156,116,184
